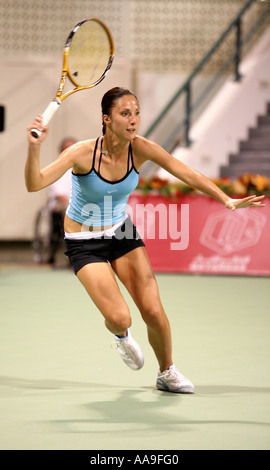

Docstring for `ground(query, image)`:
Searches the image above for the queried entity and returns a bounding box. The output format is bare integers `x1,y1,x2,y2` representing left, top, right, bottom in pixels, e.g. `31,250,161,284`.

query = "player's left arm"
133,136,265,211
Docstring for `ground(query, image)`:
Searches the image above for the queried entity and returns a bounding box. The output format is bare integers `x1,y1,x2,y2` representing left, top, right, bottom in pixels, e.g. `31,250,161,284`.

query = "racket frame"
31,17,114,137
59,17,114,100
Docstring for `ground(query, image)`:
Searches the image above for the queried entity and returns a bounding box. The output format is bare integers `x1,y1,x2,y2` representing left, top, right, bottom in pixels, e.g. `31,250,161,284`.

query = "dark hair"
101,87,138,135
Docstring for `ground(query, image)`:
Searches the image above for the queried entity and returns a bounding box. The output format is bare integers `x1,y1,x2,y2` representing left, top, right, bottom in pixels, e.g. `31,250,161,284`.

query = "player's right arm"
25,116,80,192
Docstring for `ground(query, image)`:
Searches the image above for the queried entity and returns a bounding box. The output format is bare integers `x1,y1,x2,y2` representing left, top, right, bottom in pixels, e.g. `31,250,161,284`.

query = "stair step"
231,150,270,159
229,162,270,170
249,127,270,138
221,161,270,170
258,115,270,125
240,138,270,150
220,164,270,178
229,154,270,164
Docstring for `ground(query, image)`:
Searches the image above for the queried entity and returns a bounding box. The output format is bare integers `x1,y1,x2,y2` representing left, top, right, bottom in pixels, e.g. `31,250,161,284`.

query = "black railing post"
235,17,242,81
185,83,192,147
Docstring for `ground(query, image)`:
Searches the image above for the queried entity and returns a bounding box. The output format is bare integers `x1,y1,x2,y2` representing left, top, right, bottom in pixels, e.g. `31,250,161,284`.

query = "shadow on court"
1,375,269,439
51,385,270,445
1,375,270,395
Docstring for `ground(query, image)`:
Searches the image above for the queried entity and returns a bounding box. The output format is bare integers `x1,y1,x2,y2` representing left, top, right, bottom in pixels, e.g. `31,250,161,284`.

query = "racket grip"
31,99,61,138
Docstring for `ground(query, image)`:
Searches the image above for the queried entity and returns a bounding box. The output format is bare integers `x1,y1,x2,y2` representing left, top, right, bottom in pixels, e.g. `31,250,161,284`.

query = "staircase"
220,103,270,178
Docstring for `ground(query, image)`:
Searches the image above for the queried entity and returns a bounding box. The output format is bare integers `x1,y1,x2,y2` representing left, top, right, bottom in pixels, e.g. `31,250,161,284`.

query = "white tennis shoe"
112,328,144,370
156,364,194,393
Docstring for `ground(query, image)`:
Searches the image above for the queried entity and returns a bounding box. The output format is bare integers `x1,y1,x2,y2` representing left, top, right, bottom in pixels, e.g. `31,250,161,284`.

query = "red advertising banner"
128,194,270,276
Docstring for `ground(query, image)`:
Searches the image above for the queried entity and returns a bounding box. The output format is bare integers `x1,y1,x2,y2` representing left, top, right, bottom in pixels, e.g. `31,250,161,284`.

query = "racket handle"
31,99,61,138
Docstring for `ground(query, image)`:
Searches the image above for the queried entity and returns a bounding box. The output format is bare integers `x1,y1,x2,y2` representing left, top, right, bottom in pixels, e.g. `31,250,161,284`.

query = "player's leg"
112,247,173,371
76,262,144,369
76,262,130,336
112,247,194,392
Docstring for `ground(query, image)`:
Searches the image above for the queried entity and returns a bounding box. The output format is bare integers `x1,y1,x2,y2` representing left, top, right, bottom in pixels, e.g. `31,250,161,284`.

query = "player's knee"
141,302,163,327
106,307,131,334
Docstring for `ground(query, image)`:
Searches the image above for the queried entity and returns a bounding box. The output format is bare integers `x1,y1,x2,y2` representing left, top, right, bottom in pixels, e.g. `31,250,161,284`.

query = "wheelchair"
32,203,65,265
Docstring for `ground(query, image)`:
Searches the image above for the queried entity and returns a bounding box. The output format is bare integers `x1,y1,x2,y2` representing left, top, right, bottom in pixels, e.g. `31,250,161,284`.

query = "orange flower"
251,174,269,192
149,177,169,190
232,179,248,195
239,173,253,186
212,177,231,185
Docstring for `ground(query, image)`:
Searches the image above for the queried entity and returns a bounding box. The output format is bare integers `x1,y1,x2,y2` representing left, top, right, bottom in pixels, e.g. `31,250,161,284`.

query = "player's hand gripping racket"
31,17,114,138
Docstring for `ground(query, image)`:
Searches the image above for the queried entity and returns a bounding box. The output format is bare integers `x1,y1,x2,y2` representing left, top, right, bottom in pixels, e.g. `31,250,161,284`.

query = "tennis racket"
31,17,114,138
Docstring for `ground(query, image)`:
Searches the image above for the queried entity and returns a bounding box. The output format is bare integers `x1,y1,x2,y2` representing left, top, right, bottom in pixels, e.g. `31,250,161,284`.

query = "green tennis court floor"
0,265,269,450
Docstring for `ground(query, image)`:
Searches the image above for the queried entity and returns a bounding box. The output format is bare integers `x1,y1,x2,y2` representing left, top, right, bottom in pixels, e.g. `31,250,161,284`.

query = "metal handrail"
143,0,270,149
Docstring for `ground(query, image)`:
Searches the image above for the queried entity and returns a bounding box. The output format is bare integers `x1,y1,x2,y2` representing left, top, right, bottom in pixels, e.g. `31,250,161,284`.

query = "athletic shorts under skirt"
64,215,145,274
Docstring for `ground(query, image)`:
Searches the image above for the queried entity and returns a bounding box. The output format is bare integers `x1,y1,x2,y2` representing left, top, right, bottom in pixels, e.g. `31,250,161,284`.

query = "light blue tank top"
66,137,139,227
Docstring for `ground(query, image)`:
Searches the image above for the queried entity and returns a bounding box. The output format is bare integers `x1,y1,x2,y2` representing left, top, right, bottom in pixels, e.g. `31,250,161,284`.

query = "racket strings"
68,21,111,87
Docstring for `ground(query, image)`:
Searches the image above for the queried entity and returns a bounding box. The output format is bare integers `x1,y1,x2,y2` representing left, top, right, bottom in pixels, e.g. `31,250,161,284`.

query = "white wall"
157,26,270,181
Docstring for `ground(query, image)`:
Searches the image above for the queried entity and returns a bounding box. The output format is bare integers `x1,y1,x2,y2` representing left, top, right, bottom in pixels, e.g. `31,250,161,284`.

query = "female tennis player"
25,87,264,393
